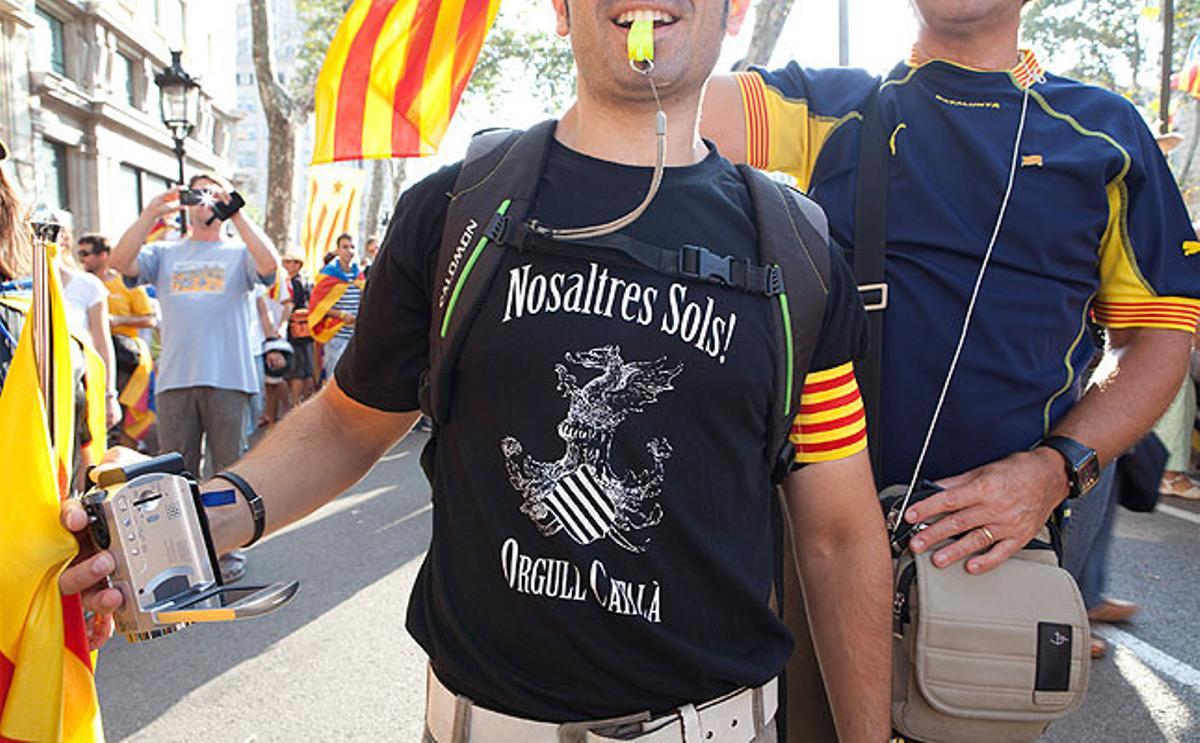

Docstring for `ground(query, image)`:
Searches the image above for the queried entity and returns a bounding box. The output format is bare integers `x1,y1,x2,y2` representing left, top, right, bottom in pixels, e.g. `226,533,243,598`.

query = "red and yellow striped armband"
791,362,868,464
1092,297,1200,334
736,71,771,171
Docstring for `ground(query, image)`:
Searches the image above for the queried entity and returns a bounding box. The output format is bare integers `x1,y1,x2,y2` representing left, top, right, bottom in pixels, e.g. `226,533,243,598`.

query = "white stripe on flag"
562,468,614,529
548,466,614,545
546,487,601,544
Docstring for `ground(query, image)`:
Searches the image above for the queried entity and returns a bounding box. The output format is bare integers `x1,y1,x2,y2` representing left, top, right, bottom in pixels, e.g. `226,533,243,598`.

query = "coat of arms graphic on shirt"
501,345,683,554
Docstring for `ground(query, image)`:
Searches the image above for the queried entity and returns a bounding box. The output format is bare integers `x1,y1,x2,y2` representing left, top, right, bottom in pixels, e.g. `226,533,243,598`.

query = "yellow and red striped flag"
299,167,366,275
0,251,103,742
312,0,502,164
1178,32,1200,99
145,217,173,244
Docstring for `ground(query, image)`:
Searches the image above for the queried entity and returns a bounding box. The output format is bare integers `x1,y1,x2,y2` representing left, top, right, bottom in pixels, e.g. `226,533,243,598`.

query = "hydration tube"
543,17,666,241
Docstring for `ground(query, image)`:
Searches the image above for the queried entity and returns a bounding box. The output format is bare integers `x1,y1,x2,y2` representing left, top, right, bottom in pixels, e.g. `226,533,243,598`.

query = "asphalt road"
96,432,1200,742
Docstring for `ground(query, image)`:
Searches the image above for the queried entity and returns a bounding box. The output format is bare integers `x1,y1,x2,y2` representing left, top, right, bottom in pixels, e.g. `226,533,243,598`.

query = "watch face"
1077,455,1101,496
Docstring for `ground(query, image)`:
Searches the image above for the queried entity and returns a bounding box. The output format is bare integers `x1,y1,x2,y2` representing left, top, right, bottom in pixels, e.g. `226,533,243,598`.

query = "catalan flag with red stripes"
0,252,103,742
313,0,502,163
1177,32,1200,99
792,362,868,464
145,217,172,244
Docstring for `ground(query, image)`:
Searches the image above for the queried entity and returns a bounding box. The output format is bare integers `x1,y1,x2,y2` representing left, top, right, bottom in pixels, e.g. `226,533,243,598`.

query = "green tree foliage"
293,0,347,105
1024,0,1200,105
1024,0,1200,212
468,3,576,113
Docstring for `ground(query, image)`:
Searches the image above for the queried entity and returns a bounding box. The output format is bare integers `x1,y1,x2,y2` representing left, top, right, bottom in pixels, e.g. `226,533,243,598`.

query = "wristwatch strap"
212,471,265,548
1038,435,1098,498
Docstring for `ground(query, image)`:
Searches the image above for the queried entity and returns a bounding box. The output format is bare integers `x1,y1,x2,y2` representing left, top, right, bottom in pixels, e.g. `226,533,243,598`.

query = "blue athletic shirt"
738,50,1200,486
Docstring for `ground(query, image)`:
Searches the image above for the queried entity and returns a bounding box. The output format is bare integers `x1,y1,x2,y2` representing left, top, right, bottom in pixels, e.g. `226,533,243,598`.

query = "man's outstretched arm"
60,381,419,627
783,449,892,743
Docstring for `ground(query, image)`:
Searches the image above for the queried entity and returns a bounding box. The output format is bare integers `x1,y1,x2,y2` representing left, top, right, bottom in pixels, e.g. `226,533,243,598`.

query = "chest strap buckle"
858,282,889,311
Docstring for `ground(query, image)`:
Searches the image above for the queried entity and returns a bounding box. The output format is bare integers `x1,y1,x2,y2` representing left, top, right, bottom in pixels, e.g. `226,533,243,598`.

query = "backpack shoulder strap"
854,83,889,477
738,165,832,482
422,119,557,425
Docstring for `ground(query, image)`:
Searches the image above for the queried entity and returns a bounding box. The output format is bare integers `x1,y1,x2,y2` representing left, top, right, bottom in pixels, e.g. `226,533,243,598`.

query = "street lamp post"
154,50,201,229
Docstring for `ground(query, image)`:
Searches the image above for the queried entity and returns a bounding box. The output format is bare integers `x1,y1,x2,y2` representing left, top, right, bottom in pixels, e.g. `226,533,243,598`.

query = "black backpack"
418,120,835,483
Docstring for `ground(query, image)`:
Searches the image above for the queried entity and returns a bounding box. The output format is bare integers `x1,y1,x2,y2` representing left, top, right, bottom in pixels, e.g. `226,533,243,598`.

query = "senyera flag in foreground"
313,0,502,164
1179,31,1200,99
0,250,103,741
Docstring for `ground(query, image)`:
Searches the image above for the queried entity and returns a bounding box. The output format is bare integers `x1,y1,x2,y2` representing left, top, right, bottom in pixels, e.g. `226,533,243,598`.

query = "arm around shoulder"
701,74,749,164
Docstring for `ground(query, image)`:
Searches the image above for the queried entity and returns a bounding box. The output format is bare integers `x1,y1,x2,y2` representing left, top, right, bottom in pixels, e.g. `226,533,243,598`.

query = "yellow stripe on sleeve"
735,72,858,190
1096,178,1200,333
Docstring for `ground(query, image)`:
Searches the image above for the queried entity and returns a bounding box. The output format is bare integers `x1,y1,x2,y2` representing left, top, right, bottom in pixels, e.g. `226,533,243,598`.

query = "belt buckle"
558,711,652,743
858,282,888,311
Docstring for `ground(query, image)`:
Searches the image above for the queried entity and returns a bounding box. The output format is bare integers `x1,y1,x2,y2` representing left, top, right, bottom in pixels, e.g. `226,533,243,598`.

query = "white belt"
425,666,778,743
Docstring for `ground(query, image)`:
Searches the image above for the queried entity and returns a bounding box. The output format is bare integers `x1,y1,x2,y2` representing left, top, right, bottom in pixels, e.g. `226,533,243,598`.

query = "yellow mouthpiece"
627,18,654,63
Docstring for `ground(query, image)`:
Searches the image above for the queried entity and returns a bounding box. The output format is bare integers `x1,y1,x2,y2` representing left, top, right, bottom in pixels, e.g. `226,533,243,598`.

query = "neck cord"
890,85,1031,533
544,60,667,241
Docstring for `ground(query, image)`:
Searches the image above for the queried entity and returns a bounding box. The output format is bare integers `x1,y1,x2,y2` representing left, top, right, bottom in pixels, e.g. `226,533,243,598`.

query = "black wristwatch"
1037,435,1100,499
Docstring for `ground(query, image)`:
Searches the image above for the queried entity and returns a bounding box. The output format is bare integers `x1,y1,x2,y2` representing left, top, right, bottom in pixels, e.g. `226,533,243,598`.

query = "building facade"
0,0,238,240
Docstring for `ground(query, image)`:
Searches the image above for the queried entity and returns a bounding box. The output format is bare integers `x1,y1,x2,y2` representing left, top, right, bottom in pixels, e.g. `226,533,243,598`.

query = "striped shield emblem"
545,465,616,545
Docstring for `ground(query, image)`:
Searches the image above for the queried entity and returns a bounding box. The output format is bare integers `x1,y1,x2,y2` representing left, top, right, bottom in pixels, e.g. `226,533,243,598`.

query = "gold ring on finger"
979,526,995,546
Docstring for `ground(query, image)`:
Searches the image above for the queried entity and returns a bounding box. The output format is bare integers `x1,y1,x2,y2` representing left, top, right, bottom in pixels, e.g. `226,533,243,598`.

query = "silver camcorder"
81,453,298,642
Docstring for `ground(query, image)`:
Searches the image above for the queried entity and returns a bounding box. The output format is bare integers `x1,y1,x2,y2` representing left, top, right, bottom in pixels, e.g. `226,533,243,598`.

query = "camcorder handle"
91,452,185,488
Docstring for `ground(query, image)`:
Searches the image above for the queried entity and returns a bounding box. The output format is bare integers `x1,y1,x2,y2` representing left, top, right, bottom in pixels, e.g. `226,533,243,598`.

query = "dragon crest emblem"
501,345,683,553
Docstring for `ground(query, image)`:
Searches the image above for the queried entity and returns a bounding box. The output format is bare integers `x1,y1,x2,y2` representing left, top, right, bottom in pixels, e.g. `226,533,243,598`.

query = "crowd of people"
5,0,1198,741
0,164,374,582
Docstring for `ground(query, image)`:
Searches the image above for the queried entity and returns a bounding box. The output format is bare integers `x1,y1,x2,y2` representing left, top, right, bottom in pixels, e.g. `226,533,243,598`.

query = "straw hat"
1155,131,1185,154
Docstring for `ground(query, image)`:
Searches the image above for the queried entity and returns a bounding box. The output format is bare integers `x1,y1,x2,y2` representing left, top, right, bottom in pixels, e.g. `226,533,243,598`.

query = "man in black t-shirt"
62,1,892,740
281,251,315,404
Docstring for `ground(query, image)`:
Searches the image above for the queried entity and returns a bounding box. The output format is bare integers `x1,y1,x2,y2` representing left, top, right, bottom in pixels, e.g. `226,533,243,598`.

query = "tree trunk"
1179,99,1200,207
262,109,297,254
734,0,796,72
388,159,408,227
362,160,388,241
250,0,301,253
368,159,410,236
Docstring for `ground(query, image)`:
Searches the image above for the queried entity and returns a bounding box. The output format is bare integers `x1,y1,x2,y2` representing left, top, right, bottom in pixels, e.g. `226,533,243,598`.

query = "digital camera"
178,188,207,206
81,454,298,642
879,479,944,556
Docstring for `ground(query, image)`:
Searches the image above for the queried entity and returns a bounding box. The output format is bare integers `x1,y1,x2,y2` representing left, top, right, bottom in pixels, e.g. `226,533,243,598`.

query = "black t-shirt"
288,275,312,345
337,140,867,720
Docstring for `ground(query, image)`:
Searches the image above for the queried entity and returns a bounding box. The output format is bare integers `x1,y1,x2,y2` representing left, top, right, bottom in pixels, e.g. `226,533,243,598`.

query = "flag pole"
1161,0,1175,134
29,207,61,450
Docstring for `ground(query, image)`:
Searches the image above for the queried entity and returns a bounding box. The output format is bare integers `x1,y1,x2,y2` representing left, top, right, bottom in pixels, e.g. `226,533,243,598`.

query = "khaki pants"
156,386,250,476
424,717,776,742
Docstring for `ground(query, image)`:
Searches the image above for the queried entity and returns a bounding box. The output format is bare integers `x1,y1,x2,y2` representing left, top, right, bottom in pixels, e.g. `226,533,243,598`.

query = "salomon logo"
439,219,478,309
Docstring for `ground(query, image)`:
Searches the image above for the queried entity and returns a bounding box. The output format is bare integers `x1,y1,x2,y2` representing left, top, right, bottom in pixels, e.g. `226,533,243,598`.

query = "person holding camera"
59,1,895,738
110,173,278,581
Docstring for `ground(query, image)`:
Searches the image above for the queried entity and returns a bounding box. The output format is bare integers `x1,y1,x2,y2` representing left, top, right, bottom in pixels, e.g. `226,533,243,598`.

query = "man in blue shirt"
113,174,279,478
702,0,1199,735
